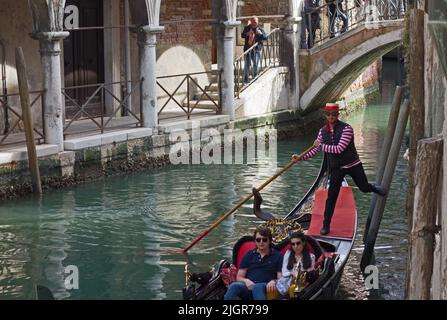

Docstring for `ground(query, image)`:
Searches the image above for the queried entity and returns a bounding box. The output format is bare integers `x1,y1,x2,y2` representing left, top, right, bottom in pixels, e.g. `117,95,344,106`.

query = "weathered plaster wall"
235,67,289,118
424,15,445,137
422,0,447,300
443,67,447,300
0,0,44,132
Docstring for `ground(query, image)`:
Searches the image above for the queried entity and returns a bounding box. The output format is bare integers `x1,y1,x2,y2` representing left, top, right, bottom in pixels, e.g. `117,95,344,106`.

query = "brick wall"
159,0,212,46
240,0,289,17
348,59,382,92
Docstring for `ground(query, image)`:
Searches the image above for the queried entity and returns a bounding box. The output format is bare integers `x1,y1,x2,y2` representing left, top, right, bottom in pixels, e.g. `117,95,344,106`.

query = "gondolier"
292,103,386,235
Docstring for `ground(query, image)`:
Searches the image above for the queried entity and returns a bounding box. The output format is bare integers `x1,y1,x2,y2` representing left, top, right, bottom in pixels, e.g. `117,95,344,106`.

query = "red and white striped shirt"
302,124,361,169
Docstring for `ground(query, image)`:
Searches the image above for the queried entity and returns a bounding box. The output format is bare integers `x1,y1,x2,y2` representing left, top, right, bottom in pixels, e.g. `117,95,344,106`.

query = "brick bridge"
299,20,404,113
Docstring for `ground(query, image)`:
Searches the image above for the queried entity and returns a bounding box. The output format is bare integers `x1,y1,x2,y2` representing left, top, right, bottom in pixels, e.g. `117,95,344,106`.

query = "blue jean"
244,50,260,83
224,281,267,300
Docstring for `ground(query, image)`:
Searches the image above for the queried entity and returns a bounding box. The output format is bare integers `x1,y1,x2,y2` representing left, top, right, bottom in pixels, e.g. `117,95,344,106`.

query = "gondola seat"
227,235,336,299
232,235,326,269
183,235,337,300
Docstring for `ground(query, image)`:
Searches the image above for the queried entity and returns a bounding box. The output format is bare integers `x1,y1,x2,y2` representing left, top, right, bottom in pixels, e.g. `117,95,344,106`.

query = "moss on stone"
84,147,101,162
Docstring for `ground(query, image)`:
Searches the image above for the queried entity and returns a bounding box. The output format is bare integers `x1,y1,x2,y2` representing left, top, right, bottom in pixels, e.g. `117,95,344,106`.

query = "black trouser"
323,163,375,227
328,2,348,38
302,12,320,48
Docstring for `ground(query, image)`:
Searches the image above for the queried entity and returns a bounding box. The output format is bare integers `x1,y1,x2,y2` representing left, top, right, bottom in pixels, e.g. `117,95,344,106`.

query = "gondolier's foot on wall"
372,184,387,197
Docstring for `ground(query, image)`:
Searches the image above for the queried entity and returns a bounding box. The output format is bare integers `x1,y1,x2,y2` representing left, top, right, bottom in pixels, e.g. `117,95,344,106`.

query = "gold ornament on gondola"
259,219,303,243
289,264,307,299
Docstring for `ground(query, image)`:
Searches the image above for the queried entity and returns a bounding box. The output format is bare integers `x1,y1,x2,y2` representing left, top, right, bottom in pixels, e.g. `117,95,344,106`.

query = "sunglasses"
255,237,268,243
325,112,339,117
291,241,303,246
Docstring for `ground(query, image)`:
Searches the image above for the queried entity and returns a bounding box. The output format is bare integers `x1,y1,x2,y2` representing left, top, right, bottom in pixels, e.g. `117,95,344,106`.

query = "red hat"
323,103,339,111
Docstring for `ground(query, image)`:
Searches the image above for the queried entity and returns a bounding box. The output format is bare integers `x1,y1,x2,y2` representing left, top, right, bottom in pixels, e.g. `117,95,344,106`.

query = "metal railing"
367,0,407,20
0,90,45,147
62,80,143,136
302,0,407,49
234,28,283,98
156,70,222,122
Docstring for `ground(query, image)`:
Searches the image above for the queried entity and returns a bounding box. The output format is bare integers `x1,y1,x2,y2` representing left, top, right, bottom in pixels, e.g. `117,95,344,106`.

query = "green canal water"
0,104,408,300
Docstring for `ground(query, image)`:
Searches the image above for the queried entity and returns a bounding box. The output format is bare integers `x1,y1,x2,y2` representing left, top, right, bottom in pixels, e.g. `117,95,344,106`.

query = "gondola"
182,155,358,300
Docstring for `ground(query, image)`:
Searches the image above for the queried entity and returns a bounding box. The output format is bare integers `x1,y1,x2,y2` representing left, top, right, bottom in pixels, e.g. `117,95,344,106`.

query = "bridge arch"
300,24,403,113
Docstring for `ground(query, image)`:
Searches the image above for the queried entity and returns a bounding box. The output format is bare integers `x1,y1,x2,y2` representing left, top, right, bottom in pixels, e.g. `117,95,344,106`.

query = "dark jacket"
241,25,268,51
304,0,320,13
321,120,359,170
304,0,321,29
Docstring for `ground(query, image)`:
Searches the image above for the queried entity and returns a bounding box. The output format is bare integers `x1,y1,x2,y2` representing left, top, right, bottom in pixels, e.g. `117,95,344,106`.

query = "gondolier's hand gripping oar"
180,145,315,254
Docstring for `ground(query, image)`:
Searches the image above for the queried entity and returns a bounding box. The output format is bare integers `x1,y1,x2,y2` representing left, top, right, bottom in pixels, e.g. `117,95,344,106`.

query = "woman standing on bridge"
292,103,386,235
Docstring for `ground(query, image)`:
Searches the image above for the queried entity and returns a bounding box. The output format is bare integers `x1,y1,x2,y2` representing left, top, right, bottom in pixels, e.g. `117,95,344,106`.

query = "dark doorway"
64,0,104,118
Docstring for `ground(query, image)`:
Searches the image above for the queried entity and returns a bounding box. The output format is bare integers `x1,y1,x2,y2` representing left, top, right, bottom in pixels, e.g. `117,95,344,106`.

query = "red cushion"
307,187,357,239
280,243,291,255
236,241,256,269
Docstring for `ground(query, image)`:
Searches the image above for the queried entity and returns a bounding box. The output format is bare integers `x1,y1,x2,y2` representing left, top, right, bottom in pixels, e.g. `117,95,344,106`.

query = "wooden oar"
180,145,316,254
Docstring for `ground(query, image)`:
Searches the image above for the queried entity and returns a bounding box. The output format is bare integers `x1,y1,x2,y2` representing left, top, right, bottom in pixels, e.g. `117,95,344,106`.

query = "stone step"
158,114,230,133
209,74,218,82
64,128,153,150
0,144,59,164
193,92,219,101
206,83,219,92
183,100,219,110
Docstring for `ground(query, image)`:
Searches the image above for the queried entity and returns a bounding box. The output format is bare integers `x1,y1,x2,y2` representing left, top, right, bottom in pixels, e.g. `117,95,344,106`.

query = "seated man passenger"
276,231,316,296
224,227,283,300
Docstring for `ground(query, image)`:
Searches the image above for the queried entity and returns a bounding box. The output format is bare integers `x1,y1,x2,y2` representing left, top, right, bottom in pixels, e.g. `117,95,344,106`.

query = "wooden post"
363,85,403,243
431,162,443,300
361,100,410,272
407,137,443,299
405,8,426,297
15,47,42,194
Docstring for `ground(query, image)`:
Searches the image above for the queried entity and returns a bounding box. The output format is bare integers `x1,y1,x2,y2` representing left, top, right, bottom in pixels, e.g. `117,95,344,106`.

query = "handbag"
276,275,293,296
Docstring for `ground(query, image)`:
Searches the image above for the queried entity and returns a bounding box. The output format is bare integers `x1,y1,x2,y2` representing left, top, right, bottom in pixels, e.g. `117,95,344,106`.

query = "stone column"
32,32,69,151
138,25,164,129
221,22,240,121
104,0,121,116
285,0,303,110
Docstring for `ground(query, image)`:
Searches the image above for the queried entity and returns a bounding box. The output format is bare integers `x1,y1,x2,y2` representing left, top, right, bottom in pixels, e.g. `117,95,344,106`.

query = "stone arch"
300,28,403,112
28,0,66,34
129,0,161,26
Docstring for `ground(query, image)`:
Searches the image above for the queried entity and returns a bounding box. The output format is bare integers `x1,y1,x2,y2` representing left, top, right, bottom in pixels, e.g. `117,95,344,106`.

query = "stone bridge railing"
301,0,408,49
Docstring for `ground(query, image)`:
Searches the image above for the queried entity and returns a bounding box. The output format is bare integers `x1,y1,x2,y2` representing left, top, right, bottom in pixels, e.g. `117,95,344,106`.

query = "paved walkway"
0,109,221,152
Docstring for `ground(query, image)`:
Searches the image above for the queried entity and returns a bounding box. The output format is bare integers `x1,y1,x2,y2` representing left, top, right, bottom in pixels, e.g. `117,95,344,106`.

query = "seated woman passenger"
224,227,283,300
276,231,316,296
